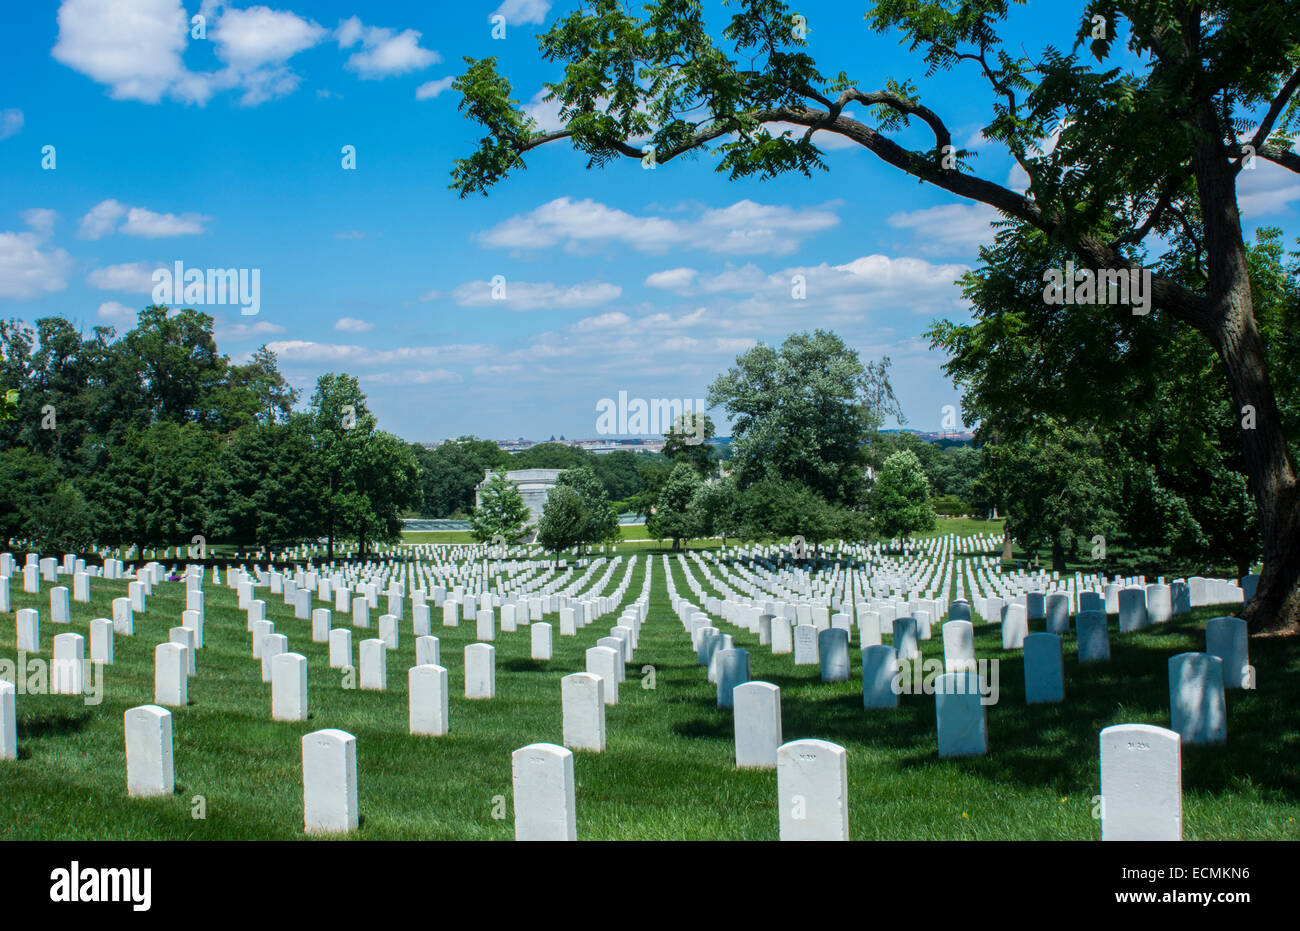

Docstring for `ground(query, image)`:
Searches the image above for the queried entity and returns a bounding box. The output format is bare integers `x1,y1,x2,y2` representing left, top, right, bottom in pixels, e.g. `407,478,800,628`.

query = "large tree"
977,422,1119,571
450,0,1300,632
707,330,900,505
555,465,621,553
648,461,703,550
870,449,939,542
932,226,1292,576
212,415,321,555
306,374,421,559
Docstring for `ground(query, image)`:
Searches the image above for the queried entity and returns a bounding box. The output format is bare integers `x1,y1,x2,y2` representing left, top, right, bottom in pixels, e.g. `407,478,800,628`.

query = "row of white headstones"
137,573,653,837
0,545,1247,840
665,550,1252,840
0,553,662,839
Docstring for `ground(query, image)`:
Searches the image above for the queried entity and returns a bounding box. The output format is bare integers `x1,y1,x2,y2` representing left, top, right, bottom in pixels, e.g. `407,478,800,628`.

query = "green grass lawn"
1,553,1296,839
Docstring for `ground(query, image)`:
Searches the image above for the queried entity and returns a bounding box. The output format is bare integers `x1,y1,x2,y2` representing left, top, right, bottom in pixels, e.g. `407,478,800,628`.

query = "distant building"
476,468,566,531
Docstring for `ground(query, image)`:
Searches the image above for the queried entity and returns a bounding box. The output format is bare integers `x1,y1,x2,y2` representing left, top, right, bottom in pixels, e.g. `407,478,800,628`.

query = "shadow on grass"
18,709,94,739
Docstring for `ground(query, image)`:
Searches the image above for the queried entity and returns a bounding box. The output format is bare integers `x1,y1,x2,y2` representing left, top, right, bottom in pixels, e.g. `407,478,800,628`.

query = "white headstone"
409,664,449,736
181,608,204,649
771,616,793,654
531,622,553,660
777,739,849,841
862,644,900,709
511,743,577,841
734,681,781,769
312,608,332,643
465,643,496,699
302,728,358,834
1023,632,1064,703
793,624,819,665
859,611,881,647
1168,653,1226,744
476,608,495,642
379,614,399,650
125,705,174,797
16,608,39,653
0,680,15,761
1205,617,1249,690
154,642,188,707
415,635,440,667
1076,611,1110,663
90,618,114,665
1118,587,1147,632
1099,723,1181,840
561,672,605,752
892,616,920,660
1146,584,1172,624
818,629,849,682
1002,604,1028,650
942,620,976,673
171,626,198,676
50,586,70,624
112,597,133,636
272,652,309,721
359,638,387,691
328,628,352,669
935,671,986,757
585,646,620,705
716,647,750,708
1044,593,1070,634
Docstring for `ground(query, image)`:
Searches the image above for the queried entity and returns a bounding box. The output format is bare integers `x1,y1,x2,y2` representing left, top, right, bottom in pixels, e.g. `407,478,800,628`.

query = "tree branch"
1260,139,1300,174
1241,64,1300,172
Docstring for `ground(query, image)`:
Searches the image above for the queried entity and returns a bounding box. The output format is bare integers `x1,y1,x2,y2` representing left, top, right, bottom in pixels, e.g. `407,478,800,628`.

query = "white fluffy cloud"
335,316,374,332
265,340,497,366
452,279,622,310
52,1,427,106
0,219,74,299
336,16,439,79
415,77,454,100
216,318,287,341
96,300,138,324
87,260,161,292
491,0,551,26
52,0,190,103
79,199,209,239
21,209,58,237
887,202,999,257
213,5,326,71
0,109,22,139
644,267,697,291
479,197,839,257
1238,152,1300,219
360,368,462,386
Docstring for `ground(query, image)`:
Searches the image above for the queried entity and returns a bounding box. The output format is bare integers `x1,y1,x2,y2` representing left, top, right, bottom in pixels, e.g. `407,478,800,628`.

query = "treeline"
412,437,679,519
0,306,419,558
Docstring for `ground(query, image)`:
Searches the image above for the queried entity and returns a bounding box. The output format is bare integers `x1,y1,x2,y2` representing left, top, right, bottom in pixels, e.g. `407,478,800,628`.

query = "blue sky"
2,0,1298,443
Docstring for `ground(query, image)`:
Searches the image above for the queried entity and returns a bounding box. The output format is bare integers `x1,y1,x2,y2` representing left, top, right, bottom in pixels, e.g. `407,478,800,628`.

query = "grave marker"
302,729,358,834
777,739,849,841
511,743,577,841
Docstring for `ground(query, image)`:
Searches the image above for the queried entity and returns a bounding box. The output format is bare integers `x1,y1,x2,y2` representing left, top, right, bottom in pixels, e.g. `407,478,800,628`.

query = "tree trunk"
1191,97,1300,635
1210,312,1300,634
1051,538,1066,574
